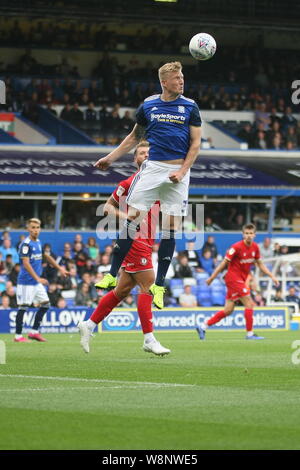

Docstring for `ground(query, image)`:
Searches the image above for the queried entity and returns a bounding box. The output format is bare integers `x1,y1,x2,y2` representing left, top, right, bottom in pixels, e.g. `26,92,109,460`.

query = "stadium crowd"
1,230,300,310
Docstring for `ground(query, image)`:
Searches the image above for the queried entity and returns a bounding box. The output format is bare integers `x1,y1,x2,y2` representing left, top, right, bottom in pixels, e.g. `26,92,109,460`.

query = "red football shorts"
121,241,153,273
226,281,250,301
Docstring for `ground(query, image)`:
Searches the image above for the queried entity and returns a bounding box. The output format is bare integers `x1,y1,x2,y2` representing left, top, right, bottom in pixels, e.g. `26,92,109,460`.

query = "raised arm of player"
169,125,201,183
43,252,70,277
255,259,279,287
206,258,229,286
103,195,128,220
93,124,146,170
22,257,48,285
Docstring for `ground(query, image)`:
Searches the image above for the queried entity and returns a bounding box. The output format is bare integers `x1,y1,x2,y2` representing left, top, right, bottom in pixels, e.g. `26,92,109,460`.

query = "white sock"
15,334,23,339
201,321,208,330
86,319,97,331
31,329,39,334
144,332,155,343
247,331,254,337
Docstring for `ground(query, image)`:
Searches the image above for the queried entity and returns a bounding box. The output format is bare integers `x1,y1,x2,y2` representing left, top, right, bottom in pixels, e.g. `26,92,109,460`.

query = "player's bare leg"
134,270,170,356
150,213,181,309
79,270,136,353
240,295,265,340
197,299,235,340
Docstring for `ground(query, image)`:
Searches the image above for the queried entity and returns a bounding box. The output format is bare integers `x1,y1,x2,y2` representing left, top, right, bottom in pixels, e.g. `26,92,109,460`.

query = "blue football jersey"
136,94,201,162
17,236,43,285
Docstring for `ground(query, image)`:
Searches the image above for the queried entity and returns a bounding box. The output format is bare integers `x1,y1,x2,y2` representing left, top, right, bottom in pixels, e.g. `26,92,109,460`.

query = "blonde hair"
158,61,182,82
134,140,149,156
27,218,41,226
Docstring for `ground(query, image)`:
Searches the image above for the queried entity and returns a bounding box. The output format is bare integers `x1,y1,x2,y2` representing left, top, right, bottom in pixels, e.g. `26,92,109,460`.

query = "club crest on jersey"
116,186,125,197
178,106,185,113
140,257,147,265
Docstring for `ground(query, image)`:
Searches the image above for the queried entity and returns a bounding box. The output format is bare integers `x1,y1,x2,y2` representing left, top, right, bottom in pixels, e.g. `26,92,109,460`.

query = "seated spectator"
57,264,78,291
4,254,14,274
57,296,67,309
73,241,88,277
56,242,74,267
252,292,266,306
120,110,134,136
78,272,97,300
45,101,57,116
42,243,57,282
281,106,297,131
271,289,284,303
120,294,136,308
0,294,10,309
85,102,97,121
97,254,112,275
174,255,193,279
86,237,99,260
285,126,297,149
82,258,97,277
202,235,218,259
60,103,72,122
15,235,25,251
179,285,197,308
48,282,61,307
181,242,200,269
1,283,17,308
204,216,222,232
0,239,19,264
255,102,271,131
259,237,273,259
266,120,281,147
69,102,83,126
1,230,11,245
199,249,215,275
285,286,300,307
252,130,267,149
270,134,283,150
237,123,253,147
75,282,94,307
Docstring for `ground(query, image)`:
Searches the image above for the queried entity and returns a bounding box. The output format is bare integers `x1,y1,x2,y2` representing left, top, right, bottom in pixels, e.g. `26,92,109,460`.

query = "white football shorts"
17,283,50,306
126,160,190,216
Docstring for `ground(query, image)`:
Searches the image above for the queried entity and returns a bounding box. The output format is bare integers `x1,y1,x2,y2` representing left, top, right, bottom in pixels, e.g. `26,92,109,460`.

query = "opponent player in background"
78,142,170,356
15,218,69,342
94,61,201,310
196,224,279,340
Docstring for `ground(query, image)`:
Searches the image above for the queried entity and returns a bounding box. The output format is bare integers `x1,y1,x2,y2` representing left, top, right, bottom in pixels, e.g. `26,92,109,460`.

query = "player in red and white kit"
196,224,279,340
78,141,170,356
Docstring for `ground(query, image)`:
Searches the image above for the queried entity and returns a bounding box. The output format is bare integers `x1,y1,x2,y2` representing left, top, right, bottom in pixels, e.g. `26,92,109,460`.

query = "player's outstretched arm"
44,253,70,277
104,195,128,220
93,124,145,170
206,258,229,285
255,259,279,287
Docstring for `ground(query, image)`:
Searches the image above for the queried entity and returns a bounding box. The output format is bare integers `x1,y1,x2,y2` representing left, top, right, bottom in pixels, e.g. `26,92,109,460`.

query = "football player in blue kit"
94,61,202,309
15,218,69,342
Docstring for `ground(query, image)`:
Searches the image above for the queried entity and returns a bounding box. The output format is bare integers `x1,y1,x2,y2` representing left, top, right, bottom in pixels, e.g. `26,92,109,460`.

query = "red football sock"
207,310,226,326
244,308,254,332
137,293,153,333
90,290,121,324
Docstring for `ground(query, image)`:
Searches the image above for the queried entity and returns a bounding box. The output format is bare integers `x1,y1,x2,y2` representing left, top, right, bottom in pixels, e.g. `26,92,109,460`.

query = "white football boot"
143,340,170,356
78,321,93,353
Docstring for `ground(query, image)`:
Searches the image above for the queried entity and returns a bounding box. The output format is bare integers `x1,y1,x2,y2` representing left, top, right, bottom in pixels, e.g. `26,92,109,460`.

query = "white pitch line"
0,374,196,388
0,386,168,392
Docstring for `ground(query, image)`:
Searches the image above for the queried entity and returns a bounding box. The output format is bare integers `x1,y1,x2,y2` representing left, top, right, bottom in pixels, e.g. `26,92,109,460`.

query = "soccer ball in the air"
189,33,216,61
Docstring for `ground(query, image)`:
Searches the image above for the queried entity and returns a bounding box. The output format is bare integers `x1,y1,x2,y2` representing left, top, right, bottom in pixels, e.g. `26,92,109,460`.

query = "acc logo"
140,257,147,265
103,311,136,330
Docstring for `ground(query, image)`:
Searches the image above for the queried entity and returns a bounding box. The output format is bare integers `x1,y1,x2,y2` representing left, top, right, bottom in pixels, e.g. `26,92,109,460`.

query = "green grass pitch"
0,330,300,450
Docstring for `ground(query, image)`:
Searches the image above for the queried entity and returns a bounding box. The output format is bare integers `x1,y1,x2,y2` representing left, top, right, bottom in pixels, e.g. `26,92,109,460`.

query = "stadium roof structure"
1,146,300,196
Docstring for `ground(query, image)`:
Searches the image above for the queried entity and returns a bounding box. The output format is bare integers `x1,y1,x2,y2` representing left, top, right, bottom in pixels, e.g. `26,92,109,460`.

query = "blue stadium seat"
197,293,213,307
196,272,209,282
170,279,184,297
211,292,225,306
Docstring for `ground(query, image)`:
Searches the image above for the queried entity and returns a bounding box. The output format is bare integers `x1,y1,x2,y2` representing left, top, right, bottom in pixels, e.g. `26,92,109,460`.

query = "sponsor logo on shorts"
141,257,147,265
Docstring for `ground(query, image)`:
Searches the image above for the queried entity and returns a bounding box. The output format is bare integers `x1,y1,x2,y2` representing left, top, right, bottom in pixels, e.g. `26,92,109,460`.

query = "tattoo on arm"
133,124,146,141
